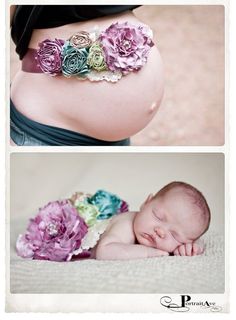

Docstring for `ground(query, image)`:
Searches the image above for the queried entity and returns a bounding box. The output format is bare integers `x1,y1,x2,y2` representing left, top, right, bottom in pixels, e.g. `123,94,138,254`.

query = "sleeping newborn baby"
16,181,210,262
94,181,210,259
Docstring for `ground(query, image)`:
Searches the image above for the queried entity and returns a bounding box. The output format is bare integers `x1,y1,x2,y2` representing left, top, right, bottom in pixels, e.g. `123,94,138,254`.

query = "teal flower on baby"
61,41,90,77
87,190,129,220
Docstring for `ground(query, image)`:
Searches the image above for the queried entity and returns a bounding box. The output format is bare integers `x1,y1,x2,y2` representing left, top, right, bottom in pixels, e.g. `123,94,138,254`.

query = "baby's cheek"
134,232,144,245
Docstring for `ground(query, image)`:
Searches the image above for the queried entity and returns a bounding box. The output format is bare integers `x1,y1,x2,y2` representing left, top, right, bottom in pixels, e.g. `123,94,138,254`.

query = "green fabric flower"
62,41,90,77
75,202,100,227
87,42,107,72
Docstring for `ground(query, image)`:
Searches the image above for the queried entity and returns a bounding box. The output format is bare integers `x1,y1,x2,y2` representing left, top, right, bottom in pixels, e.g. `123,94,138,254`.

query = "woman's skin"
10,9,164,142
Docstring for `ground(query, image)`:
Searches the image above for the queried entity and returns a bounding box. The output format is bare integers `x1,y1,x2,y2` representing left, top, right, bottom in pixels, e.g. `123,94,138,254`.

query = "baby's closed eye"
152,208,163,221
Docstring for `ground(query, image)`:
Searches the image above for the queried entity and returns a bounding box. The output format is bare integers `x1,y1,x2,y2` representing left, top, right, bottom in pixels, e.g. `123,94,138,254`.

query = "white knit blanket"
10,219,224,294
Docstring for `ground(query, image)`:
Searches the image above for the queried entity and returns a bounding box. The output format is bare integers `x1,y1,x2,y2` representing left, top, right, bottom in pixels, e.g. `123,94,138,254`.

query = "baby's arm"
173,240,204,256
96,242,169,260
95,213,169,260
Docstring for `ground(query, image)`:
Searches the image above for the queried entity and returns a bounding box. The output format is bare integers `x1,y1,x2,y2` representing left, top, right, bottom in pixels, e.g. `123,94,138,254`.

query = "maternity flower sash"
22,22,154,82
16,190,129,262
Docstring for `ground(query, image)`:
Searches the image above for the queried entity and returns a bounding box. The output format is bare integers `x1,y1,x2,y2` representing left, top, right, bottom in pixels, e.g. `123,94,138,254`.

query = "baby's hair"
155,181,211,237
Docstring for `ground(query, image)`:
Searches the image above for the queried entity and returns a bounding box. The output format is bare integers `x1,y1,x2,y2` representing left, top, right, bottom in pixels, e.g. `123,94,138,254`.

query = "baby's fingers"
178,244,186,256
186,243,193,256
193,242,204,255
173,247,180,256
173,245,186,256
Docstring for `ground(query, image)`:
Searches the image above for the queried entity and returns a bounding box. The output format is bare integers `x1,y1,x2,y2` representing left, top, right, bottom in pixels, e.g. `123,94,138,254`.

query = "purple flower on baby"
118,200,129,213
36,38,64,76
16,200,88,262
99,22,154,74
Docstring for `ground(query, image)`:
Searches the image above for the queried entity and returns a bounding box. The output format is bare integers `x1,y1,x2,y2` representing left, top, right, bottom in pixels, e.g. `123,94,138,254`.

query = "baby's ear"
145,193,154,204
140,193,153,210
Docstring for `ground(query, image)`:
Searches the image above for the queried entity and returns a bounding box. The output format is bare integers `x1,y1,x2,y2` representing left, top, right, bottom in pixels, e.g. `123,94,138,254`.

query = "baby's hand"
173,241,204,256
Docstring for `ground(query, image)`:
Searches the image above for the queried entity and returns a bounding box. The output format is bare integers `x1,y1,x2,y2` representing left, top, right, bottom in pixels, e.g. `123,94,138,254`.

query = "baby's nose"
154,227,166,239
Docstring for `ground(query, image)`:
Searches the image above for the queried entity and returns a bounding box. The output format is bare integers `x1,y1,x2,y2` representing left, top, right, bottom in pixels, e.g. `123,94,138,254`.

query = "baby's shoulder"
98,211,137,245
105,211,136,233
110,211,136,225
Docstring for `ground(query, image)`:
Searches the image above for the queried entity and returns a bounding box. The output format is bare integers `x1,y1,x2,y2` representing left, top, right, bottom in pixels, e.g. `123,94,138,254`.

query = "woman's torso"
11,11,164,141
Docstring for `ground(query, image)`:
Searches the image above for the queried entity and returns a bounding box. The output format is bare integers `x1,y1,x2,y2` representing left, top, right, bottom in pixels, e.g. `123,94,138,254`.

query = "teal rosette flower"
61,41,90,77
87,190,129,220
87,42,107,72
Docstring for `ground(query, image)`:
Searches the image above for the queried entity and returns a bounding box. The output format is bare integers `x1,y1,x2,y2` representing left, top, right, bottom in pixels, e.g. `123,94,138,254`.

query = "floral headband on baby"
16,190,129,262
22,22,154,82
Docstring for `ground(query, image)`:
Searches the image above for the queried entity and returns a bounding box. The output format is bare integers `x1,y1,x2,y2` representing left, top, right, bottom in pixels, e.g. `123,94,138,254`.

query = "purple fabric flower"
99,22,154,74
16,200,88,262
118,200,129,213
36,39,64,76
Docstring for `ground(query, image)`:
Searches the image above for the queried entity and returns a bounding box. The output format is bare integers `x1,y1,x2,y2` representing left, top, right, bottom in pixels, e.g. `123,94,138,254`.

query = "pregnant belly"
10,15,164,141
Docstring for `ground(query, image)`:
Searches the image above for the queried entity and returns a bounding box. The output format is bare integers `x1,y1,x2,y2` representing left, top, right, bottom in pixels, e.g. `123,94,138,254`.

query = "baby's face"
133,189,205,253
